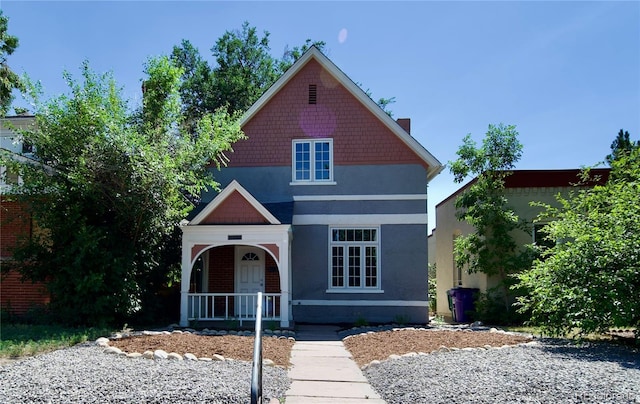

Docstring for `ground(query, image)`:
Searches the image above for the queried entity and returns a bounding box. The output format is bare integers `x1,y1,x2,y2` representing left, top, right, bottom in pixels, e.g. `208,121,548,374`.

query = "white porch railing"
187,293,281,326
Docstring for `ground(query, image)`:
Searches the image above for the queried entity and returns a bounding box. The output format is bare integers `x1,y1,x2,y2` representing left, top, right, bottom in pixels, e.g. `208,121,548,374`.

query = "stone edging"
96,328,296,366
340,325,539,370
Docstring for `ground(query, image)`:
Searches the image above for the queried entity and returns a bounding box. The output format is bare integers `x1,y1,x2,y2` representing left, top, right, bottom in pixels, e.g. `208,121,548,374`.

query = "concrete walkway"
284,325,385,403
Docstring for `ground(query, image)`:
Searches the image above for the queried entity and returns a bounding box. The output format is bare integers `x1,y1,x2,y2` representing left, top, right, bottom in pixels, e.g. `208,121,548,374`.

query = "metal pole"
250,292,263,404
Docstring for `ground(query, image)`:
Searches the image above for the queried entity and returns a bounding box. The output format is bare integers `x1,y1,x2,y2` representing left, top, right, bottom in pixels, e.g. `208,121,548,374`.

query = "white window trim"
325,289,384,294
327,226,381,292
291,138,335,185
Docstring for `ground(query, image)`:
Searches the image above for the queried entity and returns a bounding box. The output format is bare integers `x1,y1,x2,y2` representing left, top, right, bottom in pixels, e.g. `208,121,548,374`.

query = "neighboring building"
179,47,443,327
0,115,50,315
434,169,610,321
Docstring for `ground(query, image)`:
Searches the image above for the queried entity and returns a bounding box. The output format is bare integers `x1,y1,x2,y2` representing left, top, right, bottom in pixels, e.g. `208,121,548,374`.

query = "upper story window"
21,141,34,154
292,139,333,184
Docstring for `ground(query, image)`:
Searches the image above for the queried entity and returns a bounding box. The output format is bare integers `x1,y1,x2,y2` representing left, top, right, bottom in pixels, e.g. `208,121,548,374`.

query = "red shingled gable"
199,190,270,225
229,58,428,169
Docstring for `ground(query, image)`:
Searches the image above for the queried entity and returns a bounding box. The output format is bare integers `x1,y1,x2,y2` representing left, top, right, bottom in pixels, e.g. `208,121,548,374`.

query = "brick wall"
228,59,427,168
1,197,50,314
264,253,281,293
0,270,50,314
207,245,234,317
264,253,281,316
208,246,235,293
0,197,31,258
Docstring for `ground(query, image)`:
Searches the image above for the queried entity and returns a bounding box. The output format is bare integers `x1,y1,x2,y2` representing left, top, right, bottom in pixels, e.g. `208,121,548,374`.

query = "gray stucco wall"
205,164,428,203
203,162,431,324
290,223,429,324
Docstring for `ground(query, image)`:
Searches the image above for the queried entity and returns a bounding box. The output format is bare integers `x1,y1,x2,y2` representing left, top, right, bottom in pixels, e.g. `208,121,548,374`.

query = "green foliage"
2,58,244,326
428,263,437,312
517,148,640,337
357,82,396,117
474,287,529,325
430,314,446,325
169,22,398,119
448,124,535,322
0,323,112,358
211,21,278,113
354,317,369,327
278,38,327,73
170,39,214,130
606,129,639,166
170,23,328,119
0,10,23,116
393,314,410,325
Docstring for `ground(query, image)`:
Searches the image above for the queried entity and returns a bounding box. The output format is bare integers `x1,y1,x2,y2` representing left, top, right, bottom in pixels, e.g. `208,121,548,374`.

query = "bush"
474,287,529,325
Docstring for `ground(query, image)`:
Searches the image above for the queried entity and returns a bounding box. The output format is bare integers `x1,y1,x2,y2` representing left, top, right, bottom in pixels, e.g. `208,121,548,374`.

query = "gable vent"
308,84,317,104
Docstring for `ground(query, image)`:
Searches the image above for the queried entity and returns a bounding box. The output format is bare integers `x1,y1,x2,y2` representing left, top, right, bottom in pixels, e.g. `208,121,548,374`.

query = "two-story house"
179,47,443,327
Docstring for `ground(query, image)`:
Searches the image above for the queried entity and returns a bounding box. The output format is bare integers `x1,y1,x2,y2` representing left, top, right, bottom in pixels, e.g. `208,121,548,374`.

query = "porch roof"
263,202,294,224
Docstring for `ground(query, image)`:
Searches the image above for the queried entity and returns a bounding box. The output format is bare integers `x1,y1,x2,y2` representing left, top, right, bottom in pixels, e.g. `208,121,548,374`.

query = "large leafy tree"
0,10,23,116
449,123,534,323
210,21,279,113
2,58,244,325
170,22,394,118
517,147,640,337
606,129,639,165
171,22,327,117
170,39,214,132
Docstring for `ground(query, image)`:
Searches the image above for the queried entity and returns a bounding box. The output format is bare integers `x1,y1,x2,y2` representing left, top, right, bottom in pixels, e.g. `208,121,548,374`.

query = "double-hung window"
330,228,380,291
292,139,333,183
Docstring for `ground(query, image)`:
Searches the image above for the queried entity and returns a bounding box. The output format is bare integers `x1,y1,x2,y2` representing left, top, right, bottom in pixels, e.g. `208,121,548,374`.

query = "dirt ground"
343,329,531,366
109,329,532,368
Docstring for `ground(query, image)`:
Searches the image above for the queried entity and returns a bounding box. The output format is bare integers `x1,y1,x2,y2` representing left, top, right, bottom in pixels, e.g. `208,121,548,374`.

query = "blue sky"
3,1,639,230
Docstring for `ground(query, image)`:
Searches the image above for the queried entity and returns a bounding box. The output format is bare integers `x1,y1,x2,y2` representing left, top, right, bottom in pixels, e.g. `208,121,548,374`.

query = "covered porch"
179,180,292,328
183,242,290,327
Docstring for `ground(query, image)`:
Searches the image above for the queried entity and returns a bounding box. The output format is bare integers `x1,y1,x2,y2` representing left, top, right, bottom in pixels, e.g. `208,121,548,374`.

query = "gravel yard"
1,328,639,403
0,342,289,403
364,338,640,404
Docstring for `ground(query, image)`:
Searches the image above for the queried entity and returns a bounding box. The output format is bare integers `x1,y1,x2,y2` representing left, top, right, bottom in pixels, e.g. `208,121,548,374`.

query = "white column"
179,236,192,327
278,234,291,328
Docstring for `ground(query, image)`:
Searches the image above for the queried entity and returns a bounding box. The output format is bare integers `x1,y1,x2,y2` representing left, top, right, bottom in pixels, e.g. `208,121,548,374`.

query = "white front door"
235,247,265,317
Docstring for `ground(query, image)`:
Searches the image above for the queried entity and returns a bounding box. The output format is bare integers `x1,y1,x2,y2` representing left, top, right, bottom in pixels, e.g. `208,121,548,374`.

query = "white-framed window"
329,227,380,291
292,139,333,183
533,223,555,250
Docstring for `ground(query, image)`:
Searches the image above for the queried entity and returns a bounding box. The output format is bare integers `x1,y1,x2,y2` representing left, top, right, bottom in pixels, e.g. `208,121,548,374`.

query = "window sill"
290,181,337,186
326,289,384,294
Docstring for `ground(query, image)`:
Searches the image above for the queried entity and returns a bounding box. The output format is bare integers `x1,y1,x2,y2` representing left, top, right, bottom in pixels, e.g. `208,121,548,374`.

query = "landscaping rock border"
97,327,296,365
341,323,537,370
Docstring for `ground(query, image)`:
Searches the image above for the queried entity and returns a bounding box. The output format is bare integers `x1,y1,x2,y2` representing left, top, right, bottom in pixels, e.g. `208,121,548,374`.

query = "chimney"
396,118,410,134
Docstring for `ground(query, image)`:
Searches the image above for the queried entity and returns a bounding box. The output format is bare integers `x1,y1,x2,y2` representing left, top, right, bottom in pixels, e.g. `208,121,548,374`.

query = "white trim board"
293,194,427,201
292,300,428,307
293,214,428,225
